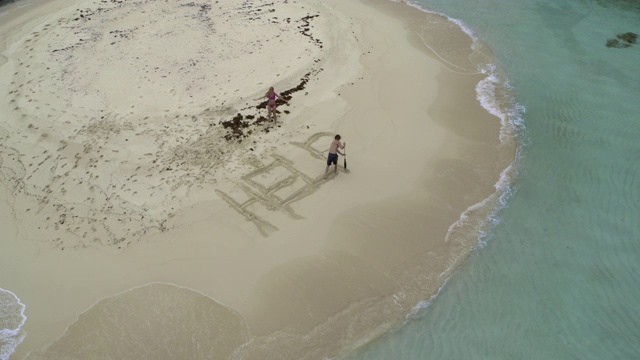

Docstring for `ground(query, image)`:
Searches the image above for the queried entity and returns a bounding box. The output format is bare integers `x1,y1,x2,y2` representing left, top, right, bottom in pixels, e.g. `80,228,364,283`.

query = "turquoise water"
348,0,640,359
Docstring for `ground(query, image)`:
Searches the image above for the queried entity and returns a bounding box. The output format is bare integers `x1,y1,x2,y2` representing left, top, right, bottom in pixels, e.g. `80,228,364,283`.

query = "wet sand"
0,0,511,358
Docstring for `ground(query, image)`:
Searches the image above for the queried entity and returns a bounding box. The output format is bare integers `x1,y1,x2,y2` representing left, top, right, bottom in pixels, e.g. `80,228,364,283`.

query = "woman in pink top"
255,87,288,121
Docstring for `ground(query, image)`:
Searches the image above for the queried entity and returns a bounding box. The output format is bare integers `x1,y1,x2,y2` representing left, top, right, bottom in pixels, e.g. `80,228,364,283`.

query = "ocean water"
0,0,29,14
0,289,26,360
347,0,640,359
23,283,250,360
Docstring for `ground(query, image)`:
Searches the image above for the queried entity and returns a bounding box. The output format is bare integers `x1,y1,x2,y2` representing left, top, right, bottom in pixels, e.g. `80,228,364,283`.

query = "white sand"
0,0,512,358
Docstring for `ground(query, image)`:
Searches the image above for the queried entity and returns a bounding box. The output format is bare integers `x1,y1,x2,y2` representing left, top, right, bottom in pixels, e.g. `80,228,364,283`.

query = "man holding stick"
324,134,345,179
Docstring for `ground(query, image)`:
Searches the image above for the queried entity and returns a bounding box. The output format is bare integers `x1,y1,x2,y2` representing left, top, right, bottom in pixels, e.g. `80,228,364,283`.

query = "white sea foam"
474,163,515,248
396,0,529,322
402,0,478,43
404,277,450,322
442,65,522,247
0,288,27,360
408,2,528,251
472,63,527,249
404,0,528,140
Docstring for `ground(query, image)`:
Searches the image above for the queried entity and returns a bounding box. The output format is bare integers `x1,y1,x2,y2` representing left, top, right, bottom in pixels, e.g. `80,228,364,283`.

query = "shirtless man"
324,134,345,179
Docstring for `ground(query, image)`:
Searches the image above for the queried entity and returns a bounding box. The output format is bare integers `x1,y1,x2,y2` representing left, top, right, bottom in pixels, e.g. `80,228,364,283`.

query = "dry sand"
0,0,513,359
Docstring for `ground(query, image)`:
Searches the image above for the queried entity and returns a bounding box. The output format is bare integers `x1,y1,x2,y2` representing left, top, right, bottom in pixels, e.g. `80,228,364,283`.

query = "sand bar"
0,0,512,358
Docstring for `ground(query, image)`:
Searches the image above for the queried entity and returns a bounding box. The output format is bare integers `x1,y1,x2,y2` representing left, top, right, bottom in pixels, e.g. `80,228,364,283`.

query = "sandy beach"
0,0,511,358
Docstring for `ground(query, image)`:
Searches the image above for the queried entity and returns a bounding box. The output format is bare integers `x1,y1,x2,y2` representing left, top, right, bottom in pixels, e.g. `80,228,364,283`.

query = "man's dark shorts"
327,153,338,166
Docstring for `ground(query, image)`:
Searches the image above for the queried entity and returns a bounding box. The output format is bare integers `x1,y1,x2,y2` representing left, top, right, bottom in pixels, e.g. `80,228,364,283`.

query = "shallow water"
346,0,640,359
24,283,250,360
0,289,26,360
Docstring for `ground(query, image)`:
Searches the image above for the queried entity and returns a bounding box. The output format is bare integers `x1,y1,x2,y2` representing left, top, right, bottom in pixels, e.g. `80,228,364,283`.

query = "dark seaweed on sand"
220,71,317,141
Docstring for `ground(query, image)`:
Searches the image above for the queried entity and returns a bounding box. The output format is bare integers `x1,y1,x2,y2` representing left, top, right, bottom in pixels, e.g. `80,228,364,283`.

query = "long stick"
343,144,347,170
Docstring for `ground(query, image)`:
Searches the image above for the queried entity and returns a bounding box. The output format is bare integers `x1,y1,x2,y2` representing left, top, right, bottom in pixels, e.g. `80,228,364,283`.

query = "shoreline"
0,0,514,358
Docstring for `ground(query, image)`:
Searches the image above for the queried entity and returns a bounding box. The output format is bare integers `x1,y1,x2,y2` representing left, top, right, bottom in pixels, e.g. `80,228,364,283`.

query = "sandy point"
0,0,513,359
